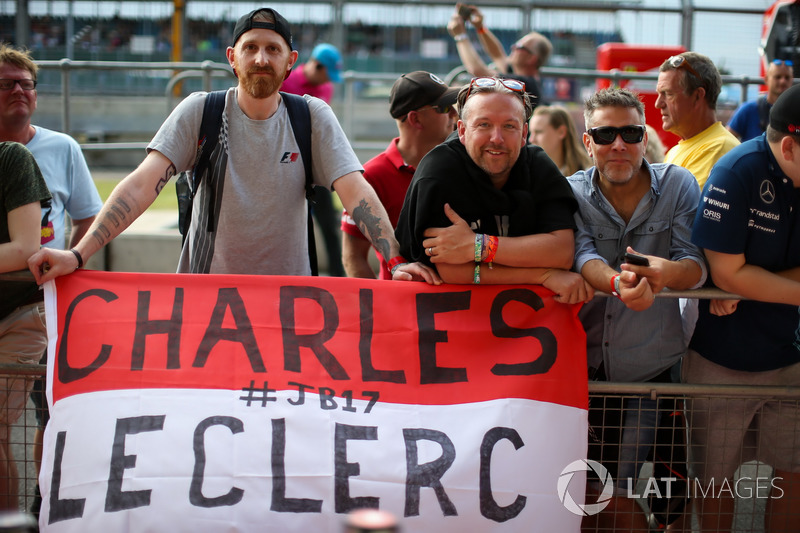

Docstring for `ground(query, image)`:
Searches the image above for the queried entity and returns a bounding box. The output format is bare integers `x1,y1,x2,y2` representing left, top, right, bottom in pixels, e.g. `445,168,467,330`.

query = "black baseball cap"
232,8,293,50
389,71,460,119
769,83,800,135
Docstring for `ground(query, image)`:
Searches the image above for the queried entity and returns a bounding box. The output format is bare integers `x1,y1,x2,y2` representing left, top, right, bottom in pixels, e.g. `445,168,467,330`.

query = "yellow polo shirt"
664,121,740,189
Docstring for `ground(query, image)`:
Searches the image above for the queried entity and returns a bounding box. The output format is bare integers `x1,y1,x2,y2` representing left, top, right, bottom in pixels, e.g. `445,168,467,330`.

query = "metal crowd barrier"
3,267,799,531
1,364,796,531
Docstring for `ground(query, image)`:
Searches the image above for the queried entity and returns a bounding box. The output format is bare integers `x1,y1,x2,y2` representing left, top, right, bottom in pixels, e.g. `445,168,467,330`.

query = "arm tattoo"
351,198,391,260
91,196,131,247
155,164,177,195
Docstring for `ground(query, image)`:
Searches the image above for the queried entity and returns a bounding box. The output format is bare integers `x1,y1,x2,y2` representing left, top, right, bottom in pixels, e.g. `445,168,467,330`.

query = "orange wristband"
610,274,621,298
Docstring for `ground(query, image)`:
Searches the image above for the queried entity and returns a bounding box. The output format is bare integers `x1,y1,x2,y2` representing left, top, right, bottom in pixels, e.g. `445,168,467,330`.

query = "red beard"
239,66,284,99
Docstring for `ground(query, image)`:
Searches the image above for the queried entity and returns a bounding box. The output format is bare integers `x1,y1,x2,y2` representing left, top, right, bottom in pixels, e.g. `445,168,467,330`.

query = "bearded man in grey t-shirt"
29,8,437,285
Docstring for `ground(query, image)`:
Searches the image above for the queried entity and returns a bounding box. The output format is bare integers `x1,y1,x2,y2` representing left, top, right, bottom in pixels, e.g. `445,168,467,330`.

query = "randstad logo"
557,459,614,516
280,152,300,164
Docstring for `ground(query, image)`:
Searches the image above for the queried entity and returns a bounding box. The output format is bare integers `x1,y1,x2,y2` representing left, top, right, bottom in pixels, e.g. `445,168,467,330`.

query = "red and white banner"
41,271,588,532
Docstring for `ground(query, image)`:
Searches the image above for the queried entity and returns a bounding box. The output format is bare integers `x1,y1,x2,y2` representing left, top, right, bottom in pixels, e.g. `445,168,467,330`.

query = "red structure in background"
596,43,685,150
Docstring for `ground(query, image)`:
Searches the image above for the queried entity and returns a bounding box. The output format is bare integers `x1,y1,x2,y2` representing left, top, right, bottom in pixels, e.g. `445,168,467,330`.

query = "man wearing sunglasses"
568,88,706,532
727,59,794,142
341,71,459,279
656,51,740,189
395,77,591,304
447,4,550,107
685,82,800,533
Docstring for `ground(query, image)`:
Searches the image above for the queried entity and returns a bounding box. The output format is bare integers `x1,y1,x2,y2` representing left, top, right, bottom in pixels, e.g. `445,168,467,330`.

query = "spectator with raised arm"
447,3,550,106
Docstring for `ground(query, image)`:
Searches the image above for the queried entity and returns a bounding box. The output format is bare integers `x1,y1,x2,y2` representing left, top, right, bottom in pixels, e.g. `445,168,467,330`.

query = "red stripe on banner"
48,271,587,409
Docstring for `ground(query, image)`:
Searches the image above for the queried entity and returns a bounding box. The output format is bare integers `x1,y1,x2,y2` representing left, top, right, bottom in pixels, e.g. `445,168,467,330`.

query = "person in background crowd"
644,124,666,163
686,82,800,533
341,71,458,279
28,8,436,285
656,51,740,347
657,51,739,189
569,87,705,532
727,59,794,142
0,43,104,516
281,42,346,276
395,76,591,304
447,3,550,106
529,105,591,176
0,142,50,510
281,42,342,103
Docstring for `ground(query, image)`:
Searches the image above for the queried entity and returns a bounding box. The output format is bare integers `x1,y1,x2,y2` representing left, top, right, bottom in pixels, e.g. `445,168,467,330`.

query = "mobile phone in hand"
624,252,650,267
458,5,473,21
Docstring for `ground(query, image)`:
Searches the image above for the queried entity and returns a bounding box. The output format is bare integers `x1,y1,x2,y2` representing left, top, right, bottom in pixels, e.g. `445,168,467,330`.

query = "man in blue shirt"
726,59,793,142
687,82,800,533
569,87,706,531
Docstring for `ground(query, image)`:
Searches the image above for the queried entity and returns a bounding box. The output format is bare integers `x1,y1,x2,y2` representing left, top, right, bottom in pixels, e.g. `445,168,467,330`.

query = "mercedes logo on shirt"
760,180,776,205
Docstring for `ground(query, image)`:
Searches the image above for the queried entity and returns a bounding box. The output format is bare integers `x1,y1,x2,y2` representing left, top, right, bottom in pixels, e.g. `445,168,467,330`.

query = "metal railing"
0,361,795,531
4,269,798,531
33,59,799,153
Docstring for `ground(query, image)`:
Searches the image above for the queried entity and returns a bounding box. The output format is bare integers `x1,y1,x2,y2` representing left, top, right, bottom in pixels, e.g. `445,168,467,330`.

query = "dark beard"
240,68,283,99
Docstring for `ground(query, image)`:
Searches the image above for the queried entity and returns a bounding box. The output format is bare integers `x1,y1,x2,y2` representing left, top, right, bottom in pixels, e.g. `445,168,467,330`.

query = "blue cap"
311,43,343,83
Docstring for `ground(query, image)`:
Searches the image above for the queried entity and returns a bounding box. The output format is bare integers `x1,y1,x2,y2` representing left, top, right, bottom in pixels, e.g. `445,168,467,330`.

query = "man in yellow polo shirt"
656,51,739,188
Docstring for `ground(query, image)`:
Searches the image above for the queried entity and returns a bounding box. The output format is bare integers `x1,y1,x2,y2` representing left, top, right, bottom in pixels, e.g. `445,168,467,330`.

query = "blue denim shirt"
567,162,707,382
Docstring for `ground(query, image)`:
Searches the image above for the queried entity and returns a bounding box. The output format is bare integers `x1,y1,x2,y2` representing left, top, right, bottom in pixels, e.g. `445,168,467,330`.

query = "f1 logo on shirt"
280,152,300,164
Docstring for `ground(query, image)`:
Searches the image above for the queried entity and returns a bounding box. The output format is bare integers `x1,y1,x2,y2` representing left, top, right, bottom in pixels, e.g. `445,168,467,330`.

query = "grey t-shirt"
148,88,362,276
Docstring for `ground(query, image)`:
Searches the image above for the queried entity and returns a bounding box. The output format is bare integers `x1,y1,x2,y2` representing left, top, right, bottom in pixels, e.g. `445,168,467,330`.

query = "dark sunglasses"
772,59,794,67
667,55,701,81
464,77,526,101
587,125,646,145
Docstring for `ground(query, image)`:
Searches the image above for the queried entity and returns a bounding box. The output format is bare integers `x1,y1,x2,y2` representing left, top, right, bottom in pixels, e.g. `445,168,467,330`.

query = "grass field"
94,177,178,211
93,175,344,212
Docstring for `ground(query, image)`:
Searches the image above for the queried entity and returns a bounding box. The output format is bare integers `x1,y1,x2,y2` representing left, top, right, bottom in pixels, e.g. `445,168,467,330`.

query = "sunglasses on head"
667,55,701,81
587,125,646,145
772,59,794,67
464,77,526,101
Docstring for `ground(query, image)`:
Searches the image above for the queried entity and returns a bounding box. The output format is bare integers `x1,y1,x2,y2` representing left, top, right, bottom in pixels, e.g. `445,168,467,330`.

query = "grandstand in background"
0,6,620,103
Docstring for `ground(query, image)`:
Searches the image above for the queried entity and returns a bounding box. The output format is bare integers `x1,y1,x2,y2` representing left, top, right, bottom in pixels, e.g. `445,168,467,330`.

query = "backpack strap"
281,91,319,276
757,95,770,133
179,90,227,240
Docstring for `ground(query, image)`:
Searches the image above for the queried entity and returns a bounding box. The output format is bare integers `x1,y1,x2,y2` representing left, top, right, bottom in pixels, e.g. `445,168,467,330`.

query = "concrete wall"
99,212,371,276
